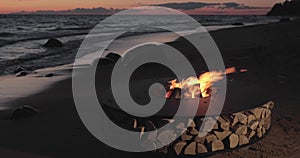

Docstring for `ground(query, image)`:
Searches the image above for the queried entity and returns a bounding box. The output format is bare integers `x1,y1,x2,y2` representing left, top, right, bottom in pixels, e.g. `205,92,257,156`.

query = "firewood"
173,141,187,155
197,143,208,153
206,134,218,143
264,109,271,118
233,124,247,135
256,127,263,138
247,130,256,139
181,131,193,141
208,140,224,152
239,135,249,146
227,134,239,148
262,101,275,110
262,127,266,134
249,121,259,130
214,130,232,141
157,129,176,145
221,114,233,124
250,107,263,119
188,127,199,136
195,134,206,144
217,116,230,131
133,119,138,129
187,118,196,128
261,109,267,119
202,117,218,132
138,126,145,139
245,111,256,124
232,112,247,125
184,142,196,155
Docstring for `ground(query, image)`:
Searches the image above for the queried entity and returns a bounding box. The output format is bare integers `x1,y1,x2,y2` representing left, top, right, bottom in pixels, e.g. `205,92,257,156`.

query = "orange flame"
167,67,236,98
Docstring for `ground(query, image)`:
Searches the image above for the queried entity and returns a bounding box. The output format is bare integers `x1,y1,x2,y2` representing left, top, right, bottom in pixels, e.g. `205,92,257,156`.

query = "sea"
0,14,282,76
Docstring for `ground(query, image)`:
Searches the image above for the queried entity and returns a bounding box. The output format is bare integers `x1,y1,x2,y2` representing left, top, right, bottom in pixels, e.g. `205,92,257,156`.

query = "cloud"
219,2,269,9
150,2,269,10
151,2,219,10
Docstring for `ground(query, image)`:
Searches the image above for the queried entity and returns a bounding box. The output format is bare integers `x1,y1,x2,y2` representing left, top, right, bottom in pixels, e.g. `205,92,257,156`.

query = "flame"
167,67,236,98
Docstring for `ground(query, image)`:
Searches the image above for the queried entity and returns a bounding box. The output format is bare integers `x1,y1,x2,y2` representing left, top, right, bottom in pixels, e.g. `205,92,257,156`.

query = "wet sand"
1,20,300,157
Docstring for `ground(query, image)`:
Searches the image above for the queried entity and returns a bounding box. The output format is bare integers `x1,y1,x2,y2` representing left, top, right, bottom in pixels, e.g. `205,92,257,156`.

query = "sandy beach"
0,19,300,158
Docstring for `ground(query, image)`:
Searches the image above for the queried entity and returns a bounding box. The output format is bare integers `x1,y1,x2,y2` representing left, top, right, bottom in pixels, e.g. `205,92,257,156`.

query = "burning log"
166,88,181,99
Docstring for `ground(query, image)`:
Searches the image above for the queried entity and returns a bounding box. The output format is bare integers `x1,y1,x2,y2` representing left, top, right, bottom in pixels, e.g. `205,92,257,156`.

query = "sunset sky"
0,0,283,14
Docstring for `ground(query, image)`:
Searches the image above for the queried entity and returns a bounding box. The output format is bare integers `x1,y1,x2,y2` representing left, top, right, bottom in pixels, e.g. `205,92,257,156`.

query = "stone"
43,38,63,47
10,105,39,119
44,73,54,77
16,71,28,77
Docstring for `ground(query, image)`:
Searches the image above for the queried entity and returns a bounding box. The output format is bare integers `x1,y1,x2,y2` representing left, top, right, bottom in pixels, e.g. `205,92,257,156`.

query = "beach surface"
1,20,300,158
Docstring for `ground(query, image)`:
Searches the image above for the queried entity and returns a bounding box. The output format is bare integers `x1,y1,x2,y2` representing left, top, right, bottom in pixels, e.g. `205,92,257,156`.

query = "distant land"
267,0,300,16
10,2,270,15
11,7,122,14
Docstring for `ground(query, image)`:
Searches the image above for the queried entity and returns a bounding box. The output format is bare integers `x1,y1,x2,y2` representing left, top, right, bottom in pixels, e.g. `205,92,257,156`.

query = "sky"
0,0,284,14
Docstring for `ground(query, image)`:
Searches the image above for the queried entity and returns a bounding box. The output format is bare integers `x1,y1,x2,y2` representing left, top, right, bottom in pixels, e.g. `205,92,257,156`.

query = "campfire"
166,67,236,99
100,66,274,156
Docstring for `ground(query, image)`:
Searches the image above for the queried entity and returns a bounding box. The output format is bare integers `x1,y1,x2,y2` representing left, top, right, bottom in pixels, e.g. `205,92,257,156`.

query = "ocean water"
0,14,281,75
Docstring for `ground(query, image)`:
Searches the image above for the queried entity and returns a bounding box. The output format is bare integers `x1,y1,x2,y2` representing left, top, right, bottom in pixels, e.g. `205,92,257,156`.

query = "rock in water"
10,105,39,119
15,71,28,77
43,38,63,47
14,66,25,73
232,22,244,26
280,18,291,22
44,73,54,77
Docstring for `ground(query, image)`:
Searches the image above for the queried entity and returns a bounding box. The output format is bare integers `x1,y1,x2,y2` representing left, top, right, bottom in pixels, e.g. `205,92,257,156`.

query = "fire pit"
98,69,274,156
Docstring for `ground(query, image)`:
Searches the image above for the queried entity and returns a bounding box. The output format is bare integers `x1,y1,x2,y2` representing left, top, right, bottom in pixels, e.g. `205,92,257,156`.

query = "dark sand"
1,20,300,158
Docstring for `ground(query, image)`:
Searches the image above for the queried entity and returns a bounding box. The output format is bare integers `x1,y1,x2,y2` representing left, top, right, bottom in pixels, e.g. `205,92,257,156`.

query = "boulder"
232,22,244,26
106,53,122,62
280,18,291,22
15,71,28,77
10,105,39,119
14,66,25,73
44,73,54,77
43,38,63,47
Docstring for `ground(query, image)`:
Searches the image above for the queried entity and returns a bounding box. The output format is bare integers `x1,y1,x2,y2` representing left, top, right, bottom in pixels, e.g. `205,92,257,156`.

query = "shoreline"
1,19,300,157
0,23,255,105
